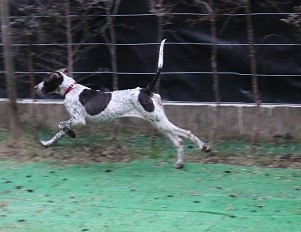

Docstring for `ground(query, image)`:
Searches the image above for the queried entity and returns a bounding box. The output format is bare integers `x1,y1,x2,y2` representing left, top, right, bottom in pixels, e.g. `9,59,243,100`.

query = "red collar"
63,82,77,97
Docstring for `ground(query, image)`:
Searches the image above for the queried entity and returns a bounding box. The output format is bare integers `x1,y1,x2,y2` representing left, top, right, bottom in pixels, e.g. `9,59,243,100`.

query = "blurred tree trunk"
155,13,163,93
108,14,118,91
245,0,260,149
101,0,121,91
149,0,162,93
0,0,21,139
26,35,38,137
149,0,174,94
191,0,220,143
208,0,220,143
64,0,73,73
101,0,121,140
26,37,35,100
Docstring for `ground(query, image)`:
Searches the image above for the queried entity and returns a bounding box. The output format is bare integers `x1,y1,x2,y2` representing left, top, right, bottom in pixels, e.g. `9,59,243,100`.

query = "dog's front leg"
57,117,86,140
40,130,66,148
58,117,86,131
40,118,86,148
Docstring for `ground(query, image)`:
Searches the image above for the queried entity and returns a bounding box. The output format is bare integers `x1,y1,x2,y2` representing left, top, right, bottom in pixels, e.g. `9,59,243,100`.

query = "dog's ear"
57,68,69,75
50,72,62,79
63,68,69,75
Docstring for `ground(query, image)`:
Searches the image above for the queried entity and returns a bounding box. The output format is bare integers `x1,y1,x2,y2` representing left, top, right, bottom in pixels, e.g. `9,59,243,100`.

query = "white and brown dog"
35,40,210,168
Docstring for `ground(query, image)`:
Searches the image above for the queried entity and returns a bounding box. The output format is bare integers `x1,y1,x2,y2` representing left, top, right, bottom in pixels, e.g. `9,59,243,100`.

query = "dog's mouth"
35,82,56,94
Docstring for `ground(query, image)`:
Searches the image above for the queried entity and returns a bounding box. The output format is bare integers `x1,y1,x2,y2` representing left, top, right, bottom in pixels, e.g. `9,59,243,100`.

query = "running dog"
35,40,211,168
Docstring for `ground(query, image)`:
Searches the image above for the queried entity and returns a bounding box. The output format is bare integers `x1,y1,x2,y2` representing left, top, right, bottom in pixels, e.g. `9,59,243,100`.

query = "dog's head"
35,68,69,94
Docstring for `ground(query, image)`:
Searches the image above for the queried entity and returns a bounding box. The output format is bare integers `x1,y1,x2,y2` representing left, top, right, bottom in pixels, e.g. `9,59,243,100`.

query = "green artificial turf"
0,160,300,232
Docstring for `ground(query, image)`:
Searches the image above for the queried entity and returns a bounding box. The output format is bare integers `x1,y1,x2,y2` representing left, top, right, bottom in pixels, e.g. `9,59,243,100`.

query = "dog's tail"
145,39,166,92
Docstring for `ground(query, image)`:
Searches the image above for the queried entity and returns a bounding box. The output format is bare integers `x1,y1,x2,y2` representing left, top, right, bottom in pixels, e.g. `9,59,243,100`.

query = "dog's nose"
34,83,42,93
34,85,39,91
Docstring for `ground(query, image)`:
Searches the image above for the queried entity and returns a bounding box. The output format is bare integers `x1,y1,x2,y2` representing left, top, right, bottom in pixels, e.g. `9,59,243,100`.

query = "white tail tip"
158,39,166,69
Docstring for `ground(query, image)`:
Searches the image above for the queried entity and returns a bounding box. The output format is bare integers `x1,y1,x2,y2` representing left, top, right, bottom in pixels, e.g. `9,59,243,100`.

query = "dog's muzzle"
34,82,44,94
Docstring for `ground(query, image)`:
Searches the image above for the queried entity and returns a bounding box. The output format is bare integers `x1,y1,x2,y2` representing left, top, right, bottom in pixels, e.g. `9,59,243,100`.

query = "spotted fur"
79,89,112,116
35,40,211,168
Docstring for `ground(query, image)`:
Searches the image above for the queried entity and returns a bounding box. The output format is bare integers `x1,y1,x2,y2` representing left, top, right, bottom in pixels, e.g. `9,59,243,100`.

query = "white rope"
7,71,300,77
1,99,300,108
5,42,301,46
5,12,300,19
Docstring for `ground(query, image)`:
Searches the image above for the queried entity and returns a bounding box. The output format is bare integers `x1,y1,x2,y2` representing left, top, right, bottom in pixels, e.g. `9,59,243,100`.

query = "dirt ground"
1,137,300,169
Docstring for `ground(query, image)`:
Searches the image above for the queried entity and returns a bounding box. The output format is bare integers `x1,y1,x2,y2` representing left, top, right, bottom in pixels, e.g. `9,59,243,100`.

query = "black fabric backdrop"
1,0,300,103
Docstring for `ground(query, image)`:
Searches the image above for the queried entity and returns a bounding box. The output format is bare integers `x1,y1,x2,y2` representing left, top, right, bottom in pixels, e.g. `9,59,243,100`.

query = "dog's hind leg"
159,122,210,168
166,133,185,169
145,105,211,153
146,115,209,167
170,126,211,152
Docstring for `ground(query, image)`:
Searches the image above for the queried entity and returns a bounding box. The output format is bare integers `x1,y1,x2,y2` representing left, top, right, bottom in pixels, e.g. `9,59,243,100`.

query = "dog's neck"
57,74,77,96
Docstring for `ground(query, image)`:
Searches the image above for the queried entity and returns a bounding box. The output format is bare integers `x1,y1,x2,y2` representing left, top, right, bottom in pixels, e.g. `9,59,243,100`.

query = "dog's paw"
40,140,51,148
62,128,76,138
202,144,211,153
66,129,76,138
175,163,184,169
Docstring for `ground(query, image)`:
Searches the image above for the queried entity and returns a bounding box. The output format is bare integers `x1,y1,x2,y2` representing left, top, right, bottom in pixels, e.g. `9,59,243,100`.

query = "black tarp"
1,0,300,103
